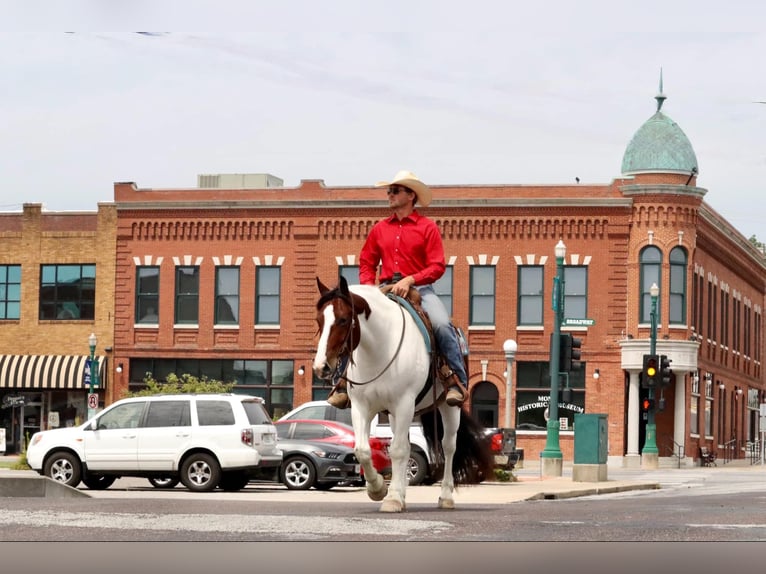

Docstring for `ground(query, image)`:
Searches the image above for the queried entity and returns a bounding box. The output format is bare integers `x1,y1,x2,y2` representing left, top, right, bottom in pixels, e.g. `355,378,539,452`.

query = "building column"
673,372,686,459
624,370,641,468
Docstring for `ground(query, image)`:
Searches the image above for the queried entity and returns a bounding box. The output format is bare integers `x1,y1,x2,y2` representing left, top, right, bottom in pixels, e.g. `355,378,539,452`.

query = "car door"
137,400,192,471
83,401,145,471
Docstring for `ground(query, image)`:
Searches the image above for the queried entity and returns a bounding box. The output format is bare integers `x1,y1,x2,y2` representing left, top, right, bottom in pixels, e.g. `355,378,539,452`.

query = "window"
175,266,199,324
640,246,662,323
135,266,159,324
518,266,543,326
40,264,96,320
144,401,190,427
197,401,235,426
669,247,687,325
0,265,21,320
690,374,699,435
96,402,145,430
704,376,713,437
469,266,495,325
514,361,585,430
338,265,359,286
433,266,453,317
256,266,280,325
215,266,240,325
563,266,587,319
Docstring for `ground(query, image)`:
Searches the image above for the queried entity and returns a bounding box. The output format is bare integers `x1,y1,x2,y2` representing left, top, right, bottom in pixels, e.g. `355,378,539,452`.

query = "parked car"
482,427,520,471
278,401,433,485
263,438,362,490
273,419,391,477
26,394,283,492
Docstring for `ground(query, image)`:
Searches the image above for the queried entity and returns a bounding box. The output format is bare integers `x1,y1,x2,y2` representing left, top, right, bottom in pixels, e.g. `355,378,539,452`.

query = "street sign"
87,394,98,410
83,358,91,386
563,318,595,327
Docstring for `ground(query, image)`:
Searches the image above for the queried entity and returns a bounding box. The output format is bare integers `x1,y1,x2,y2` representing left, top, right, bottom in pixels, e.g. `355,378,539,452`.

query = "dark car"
270,438,362,490
274,419,391,477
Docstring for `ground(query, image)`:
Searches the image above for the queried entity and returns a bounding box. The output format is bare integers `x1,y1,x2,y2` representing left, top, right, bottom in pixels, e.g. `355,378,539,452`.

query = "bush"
493,468,517,482
123,372,236,397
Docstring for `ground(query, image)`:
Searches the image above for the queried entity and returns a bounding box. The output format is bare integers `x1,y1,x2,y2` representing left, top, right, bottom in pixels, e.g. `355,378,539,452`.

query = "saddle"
379,284,464,402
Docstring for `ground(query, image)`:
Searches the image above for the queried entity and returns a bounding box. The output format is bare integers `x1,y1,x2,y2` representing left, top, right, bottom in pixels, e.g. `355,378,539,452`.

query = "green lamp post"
87,332,100,420
541,240,566,477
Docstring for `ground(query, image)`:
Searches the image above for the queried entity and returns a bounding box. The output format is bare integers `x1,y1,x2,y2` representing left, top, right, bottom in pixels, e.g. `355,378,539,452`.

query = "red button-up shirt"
359,210,446,286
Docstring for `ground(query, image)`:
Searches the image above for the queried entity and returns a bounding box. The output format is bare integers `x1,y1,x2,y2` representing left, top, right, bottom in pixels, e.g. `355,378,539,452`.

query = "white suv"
278,401,434,485
27,394,282,492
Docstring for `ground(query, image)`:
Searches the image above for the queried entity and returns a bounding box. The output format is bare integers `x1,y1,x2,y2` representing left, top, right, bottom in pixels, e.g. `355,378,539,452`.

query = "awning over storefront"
0,355,105,390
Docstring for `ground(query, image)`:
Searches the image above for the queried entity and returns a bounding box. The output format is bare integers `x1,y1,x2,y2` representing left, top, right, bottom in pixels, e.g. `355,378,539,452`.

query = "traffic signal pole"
642,283,660,468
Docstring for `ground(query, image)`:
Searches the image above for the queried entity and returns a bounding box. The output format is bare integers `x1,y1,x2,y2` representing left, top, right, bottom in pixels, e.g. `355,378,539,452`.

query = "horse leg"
350,406,387,502
379,407,413,513
437,405,460,509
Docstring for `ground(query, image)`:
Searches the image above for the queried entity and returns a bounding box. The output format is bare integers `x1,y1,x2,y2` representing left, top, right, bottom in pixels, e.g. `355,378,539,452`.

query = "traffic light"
642,354,659,387
558,333,583,372
660,355,673,387
641,398,655,412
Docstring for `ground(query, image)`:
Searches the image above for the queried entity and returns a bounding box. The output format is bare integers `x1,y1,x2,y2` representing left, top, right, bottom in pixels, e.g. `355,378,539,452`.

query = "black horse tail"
420,408,495,485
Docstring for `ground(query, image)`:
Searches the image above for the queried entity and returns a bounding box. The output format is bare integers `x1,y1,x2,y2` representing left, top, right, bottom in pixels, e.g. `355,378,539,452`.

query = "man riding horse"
327,170,468,409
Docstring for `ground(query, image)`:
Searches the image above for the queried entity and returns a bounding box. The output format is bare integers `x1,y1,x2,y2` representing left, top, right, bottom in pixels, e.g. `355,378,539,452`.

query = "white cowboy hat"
375,170,432,207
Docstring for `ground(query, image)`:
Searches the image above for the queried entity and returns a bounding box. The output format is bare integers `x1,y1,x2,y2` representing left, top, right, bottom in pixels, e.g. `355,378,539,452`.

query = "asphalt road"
2,466,766,542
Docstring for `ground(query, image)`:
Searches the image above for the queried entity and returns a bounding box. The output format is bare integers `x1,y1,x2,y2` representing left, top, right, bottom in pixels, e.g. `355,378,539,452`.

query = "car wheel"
81,474,117,490
148,477,180,489
406,450,428,486
180,453,221,492
218,471,250,492
43,451,82,487
280,456,316,490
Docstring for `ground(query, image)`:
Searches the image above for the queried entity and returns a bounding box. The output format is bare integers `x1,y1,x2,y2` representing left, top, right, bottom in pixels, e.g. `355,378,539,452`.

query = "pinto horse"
313,276,493,512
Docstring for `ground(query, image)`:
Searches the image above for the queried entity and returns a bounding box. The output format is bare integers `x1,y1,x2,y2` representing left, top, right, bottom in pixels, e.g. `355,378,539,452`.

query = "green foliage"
11,432,32,470
493,468,516,482
123,372,236,398
748,235,766,254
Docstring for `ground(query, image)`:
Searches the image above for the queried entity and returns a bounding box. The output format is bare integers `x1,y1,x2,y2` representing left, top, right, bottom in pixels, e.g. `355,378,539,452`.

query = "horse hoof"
366,477,388,501
438,497,455,510
380,499,405,513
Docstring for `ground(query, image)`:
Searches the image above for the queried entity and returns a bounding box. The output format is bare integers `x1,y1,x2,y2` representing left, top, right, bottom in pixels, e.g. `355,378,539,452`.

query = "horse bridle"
331,293,407,387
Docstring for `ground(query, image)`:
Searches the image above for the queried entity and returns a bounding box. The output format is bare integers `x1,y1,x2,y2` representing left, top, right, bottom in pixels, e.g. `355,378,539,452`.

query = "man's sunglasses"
387,185,411,195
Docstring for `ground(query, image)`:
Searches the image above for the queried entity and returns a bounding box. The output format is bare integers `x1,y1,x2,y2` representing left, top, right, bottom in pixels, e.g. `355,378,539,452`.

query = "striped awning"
0,355,105,390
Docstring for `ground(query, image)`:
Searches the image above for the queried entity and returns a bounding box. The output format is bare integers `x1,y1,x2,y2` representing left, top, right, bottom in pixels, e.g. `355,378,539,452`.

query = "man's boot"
439,363,466,407
326,379,351,409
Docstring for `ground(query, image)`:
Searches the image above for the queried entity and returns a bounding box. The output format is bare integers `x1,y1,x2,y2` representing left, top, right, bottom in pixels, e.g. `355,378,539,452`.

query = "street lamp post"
503,339,517,429
642,283,660,467
87,332,100,420
541,240,566,477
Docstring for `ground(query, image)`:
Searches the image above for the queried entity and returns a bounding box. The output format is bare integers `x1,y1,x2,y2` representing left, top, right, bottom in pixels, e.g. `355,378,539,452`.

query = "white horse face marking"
313,304,337,377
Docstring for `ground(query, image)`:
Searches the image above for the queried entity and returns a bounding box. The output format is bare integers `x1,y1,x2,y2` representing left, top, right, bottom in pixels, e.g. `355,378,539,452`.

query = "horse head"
313,276,371,380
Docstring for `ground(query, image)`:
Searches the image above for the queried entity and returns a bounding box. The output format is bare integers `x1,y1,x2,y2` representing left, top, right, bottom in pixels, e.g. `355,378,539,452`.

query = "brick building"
0,204,116,453
2,88,764,465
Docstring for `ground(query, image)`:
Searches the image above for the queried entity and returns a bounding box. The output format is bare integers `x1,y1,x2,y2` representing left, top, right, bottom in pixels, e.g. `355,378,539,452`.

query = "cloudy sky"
2,1,765,240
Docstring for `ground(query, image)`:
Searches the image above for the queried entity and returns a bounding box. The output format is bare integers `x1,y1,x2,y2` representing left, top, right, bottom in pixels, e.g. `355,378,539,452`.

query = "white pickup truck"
278,400,434,485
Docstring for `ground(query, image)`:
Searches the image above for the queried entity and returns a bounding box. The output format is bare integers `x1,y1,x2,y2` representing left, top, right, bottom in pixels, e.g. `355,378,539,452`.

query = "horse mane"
316,277,371,320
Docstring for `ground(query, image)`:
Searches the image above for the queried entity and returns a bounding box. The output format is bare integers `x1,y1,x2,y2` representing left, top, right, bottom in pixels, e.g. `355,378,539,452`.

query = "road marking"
0,509,451,538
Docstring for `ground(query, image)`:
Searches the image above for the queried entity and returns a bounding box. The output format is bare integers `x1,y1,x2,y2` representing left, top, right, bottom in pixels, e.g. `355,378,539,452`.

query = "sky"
2,1,765,240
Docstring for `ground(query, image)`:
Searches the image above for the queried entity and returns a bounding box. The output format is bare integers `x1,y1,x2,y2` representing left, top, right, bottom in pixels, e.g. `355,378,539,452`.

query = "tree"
123,372,236,397
748,235,765,255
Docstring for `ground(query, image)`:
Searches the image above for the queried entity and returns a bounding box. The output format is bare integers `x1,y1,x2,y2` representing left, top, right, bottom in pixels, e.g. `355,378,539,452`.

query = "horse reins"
333,294,407,387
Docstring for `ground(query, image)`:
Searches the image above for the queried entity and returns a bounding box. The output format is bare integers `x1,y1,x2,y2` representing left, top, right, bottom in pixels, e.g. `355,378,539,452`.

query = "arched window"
669,247,687,325
640,246,662,323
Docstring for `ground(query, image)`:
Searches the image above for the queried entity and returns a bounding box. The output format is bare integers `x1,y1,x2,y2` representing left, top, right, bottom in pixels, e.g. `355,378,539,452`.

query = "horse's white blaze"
313,304,335,372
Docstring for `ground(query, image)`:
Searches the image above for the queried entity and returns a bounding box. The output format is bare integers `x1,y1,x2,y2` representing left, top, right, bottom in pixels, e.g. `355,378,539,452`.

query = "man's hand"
392,275,415,297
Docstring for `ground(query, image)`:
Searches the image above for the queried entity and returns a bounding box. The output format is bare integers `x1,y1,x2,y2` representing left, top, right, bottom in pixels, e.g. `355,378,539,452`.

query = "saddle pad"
387,293,432,354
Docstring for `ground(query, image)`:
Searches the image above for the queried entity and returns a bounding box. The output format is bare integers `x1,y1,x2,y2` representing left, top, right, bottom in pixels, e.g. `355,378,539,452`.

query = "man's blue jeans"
417,285,468,387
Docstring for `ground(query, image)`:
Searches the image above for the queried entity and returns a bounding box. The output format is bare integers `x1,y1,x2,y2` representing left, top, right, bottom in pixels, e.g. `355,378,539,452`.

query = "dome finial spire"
655,67,666,112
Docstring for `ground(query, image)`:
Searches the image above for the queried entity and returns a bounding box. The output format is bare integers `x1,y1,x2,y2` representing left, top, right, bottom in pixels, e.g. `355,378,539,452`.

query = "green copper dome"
621,76,698,177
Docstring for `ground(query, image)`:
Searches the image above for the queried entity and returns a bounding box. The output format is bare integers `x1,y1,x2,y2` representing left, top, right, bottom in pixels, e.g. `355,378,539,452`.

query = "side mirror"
87,419,98,431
